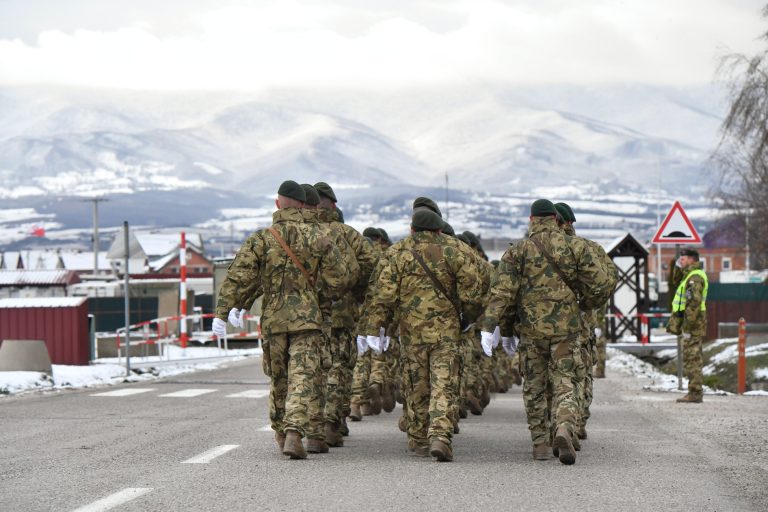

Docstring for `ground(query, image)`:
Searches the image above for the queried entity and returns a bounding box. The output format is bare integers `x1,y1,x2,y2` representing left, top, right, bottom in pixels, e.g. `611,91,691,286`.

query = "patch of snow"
744,390,768,396
753,367,768,380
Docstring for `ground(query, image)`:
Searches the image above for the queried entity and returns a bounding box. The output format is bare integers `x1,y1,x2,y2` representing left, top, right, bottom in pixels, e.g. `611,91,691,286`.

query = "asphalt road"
1,356,767,512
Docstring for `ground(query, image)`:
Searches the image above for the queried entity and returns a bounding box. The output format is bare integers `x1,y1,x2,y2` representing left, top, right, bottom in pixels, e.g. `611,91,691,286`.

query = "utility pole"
82,197,108,276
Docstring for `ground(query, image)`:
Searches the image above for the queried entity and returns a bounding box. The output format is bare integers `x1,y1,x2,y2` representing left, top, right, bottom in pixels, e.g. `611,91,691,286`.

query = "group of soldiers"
214,180,618,465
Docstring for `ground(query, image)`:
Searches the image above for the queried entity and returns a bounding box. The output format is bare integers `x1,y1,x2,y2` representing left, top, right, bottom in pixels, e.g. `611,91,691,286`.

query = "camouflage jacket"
318,208,378,329
482,217,616,340
681,262,707,337
563,224,618,333
215,207,355,337
361,231,485,344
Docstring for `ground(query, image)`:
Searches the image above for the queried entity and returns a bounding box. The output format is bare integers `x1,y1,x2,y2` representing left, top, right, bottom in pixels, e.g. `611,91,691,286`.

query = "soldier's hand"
238,309,248,328
594,327,602,338
682,332,692,340
480,331,495,357
228,308,244,329
212,318,227,339
501,336,518,356
356,335,369,355
382,336,391,352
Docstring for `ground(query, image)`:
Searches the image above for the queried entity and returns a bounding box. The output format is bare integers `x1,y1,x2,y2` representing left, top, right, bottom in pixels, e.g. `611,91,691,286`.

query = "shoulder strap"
266,227,315,288
410,249,462,318
529,235,579,300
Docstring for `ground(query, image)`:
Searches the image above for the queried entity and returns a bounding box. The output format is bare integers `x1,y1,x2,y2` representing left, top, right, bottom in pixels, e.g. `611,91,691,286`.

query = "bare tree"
714,5,768,270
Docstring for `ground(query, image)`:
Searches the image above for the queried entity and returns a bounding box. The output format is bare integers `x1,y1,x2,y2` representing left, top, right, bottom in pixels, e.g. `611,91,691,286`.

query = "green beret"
490,259,500,269
335,207,344,223
555,202,576,223
680,247,699,258
363,227,382,240
442,222,455,236
301,184,320,206
411,208,444,231
377,228,391,244
278,180,306,203
456,233,471,245
314,182,337,202
462,231,480,248
554,203,569,223
530,199,557,217
413,197,442,217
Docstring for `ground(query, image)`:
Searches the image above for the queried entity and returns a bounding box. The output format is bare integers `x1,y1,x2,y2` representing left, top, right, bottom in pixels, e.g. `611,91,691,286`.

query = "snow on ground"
606,347,728,395
704,341,768,375
0,346,262,396
754,368,768,380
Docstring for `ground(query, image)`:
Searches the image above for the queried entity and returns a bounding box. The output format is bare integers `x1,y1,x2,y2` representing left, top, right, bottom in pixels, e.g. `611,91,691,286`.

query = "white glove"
228,308,245,328
492,326,501,348
382,336,391,352
480,329,496,357
238,309,248,328
594,327,602,338
356,335,369,355
682,332,692,340
366,335,382,354
212,318,227,338
501,336,518,356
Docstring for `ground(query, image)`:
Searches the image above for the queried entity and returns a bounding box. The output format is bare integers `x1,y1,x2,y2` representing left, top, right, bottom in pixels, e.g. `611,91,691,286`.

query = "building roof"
0,270,81,286
0,297,87,308
604,232,649,257
59,252,111,272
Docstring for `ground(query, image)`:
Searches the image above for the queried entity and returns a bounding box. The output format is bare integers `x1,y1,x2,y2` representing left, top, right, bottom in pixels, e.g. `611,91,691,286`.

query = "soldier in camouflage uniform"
555,202,618,441
314,182,378,444
360,208,484,462
481,199,615,465
214,180,356,460
667,248,708,403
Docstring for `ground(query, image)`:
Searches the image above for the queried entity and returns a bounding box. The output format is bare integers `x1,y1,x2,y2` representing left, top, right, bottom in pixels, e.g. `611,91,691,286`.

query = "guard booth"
605,233,651,342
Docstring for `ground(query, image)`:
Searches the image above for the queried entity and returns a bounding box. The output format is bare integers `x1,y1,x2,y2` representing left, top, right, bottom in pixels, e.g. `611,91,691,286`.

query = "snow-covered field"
0,346,262,396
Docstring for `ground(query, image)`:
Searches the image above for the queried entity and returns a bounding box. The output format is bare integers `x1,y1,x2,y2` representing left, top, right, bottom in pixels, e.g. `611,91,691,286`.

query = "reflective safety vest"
672,269,708,313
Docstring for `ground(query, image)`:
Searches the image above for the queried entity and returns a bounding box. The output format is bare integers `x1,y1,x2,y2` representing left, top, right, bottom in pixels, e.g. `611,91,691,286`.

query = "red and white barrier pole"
179,231,188,349
738,317,747,394
640,315,649,345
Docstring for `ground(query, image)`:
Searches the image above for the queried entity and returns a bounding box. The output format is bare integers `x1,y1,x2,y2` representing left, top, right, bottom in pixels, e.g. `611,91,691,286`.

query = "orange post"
737,317,747,394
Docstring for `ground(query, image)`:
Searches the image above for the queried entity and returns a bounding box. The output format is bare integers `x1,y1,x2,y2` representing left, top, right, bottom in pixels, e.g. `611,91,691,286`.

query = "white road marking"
258,424,273,432
226,389,269,398
71,487,152,512
90,388,156,397
158,389,217,398
181,444,240,464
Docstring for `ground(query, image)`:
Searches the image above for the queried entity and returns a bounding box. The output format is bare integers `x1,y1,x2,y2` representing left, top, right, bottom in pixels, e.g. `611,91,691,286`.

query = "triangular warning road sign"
652,201,702,244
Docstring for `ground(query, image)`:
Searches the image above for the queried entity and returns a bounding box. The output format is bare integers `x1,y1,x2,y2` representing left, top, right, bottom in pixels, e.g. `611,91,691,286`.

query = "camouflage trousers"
574,337,593,429
519,334,582,445
461,332,482,402
595,333,607,375
370,338,399,387
401,340,460,447
265,330,323,439
323,328,357,426
351,351,372,406
682,334,704,396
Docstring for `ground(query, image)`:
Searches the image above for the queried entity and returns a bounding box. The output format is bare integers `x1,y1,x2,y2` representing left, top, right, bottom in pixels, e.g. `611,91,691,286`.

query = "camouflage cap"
278,180,306,203
555,202,576,223
411,208,444,231
314,182,337,202
530,199,557,217
363,227,382,240
301,184,320,206
413,197,442,217
442,222,455,236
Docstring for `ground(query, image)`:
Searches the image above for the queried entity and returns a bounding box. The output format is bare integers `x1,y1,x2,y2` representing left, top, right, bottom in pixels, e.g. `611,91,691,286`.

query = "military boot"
398,415,407,433
368,383,383,415
307,439,329,454
510,366,523,386
532,443,550,461
458,402,468,419
576,425,588,440
360,402,373,416
466,391,483,416
452,418,460,435
594,366,606,379
381,382,396,413
408,439,429,457
349,403,363,421
340,417,350,436
553,426,576,465
282,430,307,460
676,393,703,403
429,439,453,462
275,432,286,452
325,422,344,447
480,385,491,408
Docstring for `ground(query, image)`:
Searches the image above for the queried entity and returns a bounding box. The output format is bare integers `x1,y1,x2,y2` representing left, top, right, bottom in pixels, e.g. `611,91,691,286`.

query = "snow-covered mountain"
0,85,725,249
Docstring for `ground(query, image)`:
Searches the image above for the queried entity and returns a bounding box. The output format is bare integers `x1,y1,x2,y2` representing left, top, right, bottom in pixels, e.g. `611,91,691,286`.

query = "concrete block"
0,340,53,374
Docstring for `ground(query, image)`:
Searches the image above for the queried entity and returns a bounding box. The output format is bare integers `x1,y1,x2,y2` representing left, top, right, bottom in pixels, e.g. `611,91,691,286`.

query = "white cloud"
0,0,764,90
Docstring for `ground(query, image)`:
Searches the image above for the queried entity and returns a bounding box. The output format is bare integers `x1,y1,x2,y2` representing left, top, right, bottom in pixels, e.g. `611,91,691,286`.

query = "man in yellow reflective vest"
667,247,708,403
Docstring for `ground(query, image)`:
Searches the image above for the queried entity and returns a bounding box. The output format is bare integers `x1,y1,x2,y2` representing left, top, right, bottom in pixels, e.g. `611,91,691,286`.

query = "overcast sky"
0,0,765,91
